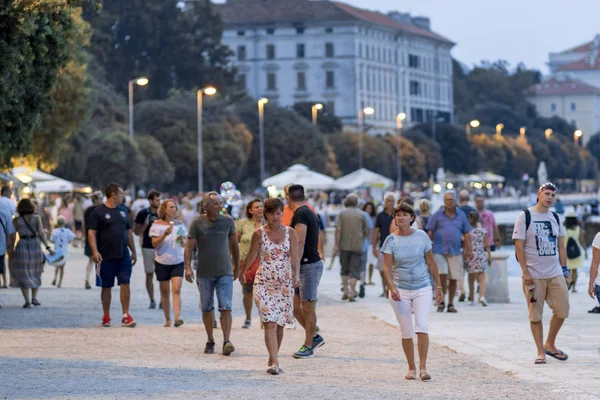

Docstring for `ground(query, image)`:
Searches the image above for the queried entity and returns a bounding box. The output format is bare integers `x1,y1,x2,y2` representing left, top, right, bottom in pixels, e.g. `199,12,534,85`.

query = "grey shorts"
142,248,155,274
340,251,362,280
295,260,324,302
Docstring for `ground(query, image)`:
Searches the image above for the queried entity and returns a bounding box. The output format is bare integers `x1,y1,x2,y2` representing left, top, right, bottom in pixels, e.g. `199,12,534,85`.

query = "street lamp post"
496,123,504,135
258,98,269,184
574,130,583,146
465,119,480,136
545,129,553,140
197,86,217,193
312,103,323,126
358,106,374,169
128,77,149,139
396,113,407,191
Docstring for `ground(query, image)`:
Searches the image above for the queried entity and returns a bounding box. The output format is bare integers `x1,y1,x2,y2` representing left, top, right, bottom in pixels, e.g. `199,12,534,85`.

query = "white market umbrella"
32,178,74,193
262,164,336,190
479,171,505,183
334,168,393,190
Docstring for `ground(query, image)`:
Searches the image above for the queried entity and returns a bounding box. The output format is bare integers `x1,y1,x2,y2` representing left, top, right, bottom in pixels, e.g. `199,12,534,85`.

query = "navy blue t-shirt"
135,208,159,249
88,204,132,260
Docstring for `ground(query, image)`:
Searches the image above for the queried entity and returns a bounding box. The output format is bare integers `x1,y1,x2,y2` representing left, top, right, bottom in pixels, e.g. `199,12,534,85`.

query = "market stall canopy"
11,167,74,193
262,164,336,190
479,171,505,183
334,168,393,190
32,178,74,193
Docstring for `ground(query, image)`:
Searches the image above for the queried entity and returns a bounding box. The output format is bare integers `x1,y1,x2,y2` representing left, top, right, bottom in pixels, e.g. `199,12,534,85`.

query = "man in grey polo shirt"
185,191,239,356
335,194,369,302
426,191,472,313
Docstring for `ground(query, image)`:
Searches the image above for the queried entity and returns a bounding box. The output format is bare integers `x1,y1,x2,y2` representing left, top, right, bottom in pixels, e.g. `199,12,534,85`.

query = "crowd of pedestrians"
3,178,600,379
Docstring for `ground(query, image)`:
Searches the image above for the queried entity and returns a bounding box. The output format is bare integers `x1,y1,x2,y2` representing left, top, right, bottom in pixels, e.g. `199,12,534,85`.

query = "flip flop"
534,357,547,364
419,370,431,381
405,371,416,380
544,350,568,361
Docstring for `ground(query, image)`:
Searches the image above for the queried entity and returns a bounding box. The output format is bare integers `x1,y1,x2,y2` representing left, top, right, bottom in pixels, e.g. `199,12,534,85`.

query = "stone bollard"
487,251,510,303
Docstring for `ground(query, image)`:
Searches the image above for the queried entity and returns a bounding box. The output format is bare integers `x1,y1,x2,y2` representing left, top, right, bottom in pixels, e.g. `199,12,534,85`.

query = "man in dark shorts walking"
134,190,161,309
184,192,240,356
83,191,103,289
288,184,325,359
88,183,138,328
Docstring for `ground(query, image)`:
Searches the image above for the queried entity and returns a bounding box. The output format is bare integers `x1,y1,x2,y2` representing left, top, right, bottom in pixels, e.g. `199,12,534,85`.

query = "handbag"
244,256,260,284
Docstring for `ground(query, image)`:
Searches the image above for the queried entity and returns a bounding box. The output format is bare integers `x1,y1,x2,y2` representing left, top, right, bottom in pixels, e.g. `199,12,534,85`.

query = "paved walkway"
0,245,598,399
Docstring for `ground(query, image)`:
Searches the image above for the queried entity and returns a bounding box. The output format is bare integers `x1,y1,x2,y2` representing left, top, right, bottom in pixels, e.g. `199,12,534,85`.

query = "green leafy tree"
327,133,396,178
381,135,428,182
0,1,91,166
470,134,507,173
402,130,443,176
586,133,600,174
292,102,343,134
135,134,175,187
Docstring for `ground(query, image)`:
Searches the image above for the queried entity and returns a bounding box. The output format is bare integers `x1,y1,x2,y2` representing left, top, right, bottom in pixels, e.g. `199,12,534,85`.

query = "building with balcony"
213,0,455,132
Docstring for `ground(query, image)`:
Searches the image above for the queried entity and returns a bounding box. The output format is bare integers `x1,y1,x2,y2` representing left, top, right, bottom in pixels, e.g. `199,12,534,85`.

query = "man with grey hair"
457,190,476,302
335,193,369,301
426,190,472,313
185,191,240,356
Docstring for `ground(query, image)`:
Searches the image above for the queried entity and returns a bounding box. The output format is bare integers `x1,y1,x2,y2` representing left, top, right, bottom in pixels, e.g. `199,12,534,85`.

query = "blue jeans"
197,275,233,313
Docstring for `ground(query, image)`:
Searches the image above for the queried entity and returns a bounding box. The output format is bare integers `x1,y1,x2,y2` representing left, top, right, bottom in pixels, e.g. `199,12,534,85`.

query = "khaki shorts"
523,276,570,322
434,254,462,280
142,248,155,274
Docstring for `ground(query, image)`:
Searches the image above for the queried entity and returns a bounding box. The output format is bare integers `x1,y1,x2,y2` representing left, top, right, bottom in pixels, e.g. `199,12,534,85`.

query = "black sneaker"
359,284,365,298
149,300,156,309
204,341,215,354
293,345,314,359
458,293,466,302
588,306,600,314
311,334,325,350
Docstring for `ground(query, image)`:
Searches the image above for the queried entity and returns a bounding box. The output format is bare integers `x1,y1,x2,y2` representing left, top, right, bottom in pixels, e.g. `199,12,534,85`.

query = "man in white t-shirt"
588,233,600,313
513,182,570,365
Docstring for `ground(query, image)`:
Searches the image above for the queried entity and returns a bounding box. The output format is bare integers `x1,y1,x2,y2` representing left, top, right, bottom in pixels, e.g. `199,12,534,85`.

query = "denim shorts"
295,260,323,302
98,256,132,288
197,275,233,313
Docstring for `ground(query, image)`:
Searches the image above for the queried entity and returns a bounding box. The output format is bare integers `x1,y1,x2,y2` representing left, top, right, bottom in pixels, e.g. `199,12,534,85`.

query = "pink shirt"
478,209,497,246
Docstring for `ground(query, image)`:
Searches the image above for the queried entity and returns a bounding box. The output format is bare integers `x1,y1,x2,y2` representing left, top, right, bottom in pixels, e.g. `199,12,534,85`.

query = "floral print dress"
253,227,294,326
465,226,488,273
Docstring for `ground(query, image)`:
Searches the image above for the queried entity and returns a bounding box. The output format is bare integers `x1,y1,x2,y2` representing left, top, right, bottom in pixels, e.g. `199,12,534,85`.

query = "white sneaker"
479,297,488,307
286,320,296,330
468,301,475,306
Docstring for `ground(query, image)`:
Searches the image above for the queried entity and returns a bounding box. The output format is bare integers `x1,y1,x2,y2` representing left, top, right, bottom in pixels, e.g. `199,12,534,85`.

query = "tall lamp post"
357,106,374,169
128,77,149,139
197,86,217,193
258,98,269,184
312,103,323,126
574,130,583,146
396,112,407,191
496,123,504,135
465,119,480,136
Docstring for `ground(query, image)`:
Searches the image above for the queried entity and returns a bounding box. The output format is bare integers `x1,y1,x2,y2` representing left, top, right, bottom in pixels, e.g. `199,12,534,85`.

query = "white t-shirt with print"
51,227,76,255
149,222,187,265
592,233,600,286
512,208,566,279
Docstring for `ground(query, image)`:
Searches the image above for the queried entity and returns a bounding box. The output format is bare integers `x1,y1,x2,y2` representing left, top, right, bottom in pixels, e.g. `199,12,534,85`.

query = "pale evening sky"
214,0,600,74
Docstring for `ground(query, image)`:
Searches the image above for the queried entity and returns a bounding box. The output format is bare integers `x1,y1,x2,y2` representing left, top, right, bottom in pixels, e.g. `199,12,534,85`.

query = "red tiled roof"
557,56,600,71
529,77,600,96
214,0,454,45
560,41,594,54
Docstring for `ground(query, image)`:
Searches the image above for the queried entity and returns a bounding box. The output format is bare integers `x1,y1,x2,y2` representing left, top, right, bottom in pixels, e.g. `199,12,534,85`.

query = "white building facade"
215,0,455,132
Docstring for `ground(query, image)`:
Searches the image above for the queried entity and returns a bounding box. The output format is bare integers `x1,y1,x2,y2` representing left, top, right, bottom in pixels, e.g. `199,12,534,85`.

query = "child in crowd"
464,212,491,307
51,216,76,288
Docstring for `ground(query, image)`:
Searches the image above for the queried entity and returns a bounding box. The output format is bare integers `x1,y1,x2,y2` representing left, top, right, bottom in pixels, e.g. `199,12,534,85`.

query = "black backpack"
515,209,560,261
566,236,581,259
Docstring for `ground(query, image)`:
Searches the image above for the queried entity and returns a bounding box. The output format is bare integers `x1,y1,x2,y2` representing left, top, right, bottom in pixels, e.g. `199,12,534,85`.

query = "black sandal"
447,304,458,313
23,303,31,308
31,299,41,306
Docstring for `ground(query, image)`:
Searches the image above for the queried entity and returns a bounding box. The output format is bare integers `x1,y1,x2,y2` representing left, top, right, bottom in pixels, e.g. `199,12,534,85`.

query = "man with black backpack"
134,190,161,309
513,182,570,365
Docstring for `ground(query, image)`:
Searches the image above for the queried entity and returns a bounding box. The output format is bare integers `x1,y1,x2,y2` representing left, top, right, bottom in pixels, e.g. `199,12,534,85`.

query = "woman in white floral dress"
241,198,299,375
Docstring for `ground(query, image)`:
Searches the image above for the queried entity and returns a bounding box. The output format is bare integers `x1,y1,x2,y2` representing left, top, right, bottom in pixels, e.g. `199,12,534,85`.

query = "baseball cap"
538,182,557,193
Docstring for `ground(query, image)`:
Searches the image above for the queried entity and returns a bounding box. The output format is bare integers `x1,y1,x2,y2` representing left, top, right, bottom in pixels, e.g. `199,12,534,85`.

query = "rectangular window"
266,28,275,35
411,107,424,122
571,102,576,111
359,43,363,58
366,70,371,90
296,43,305,59
325,42,334,58
325,27,333,34
238,74,246,89
297,72,306,90
296,27,304,34
366,45,370,59
551,103,556,112
267,72,276,90
266,44,275,60
410,80,420,96
326,71,335,88
409,54,420,68
237,45,246,61
237,30,245,36
394,51,398,65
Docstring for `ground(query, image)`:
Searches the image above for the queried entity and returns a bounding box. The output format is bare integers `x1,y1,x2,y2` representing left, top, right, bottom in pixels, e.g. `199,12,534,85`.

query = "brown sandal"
405,371,416,380
420,370,431,381
164,321,171,327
